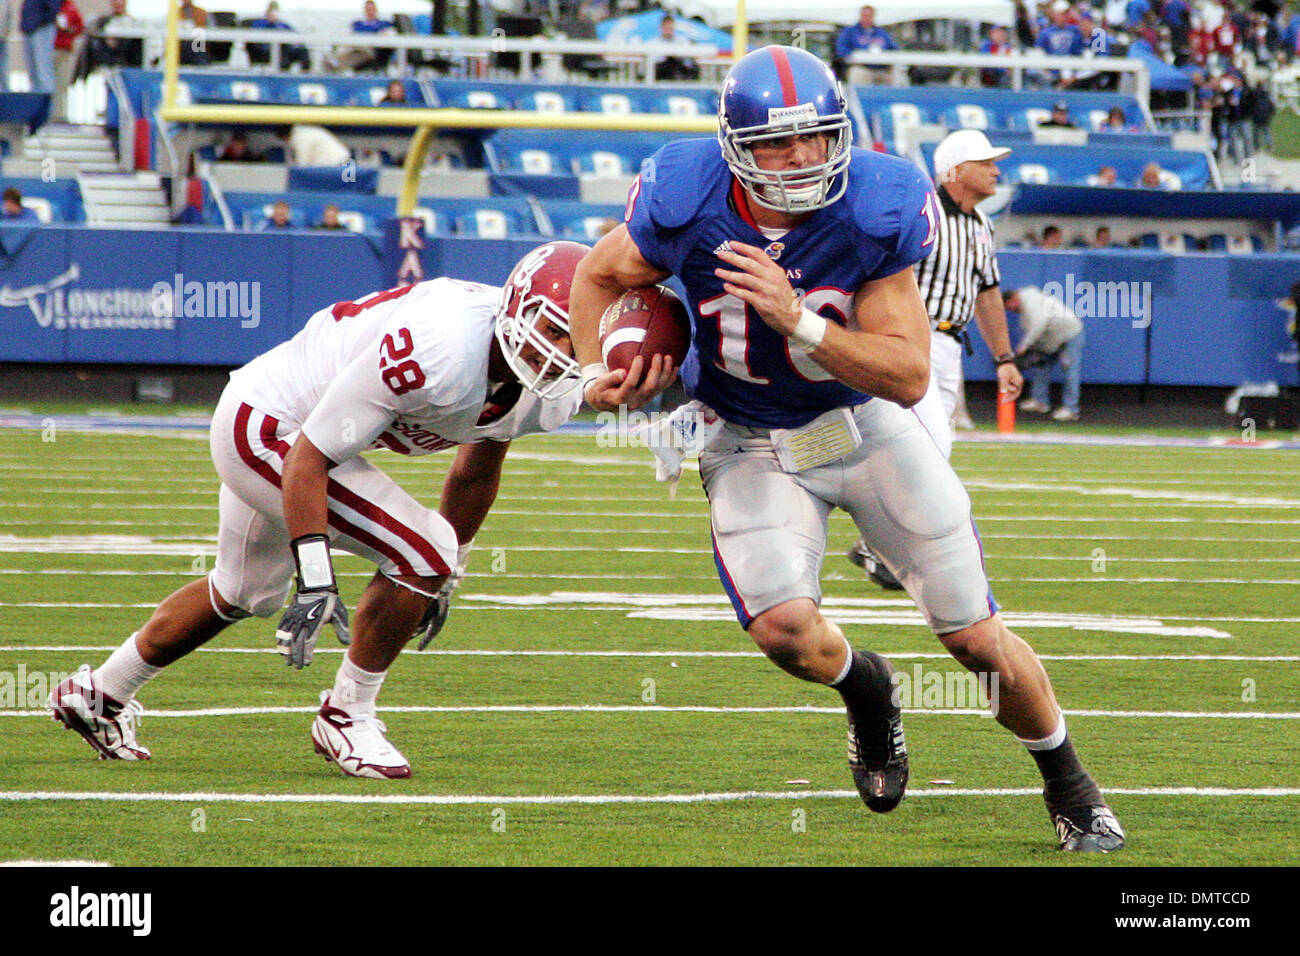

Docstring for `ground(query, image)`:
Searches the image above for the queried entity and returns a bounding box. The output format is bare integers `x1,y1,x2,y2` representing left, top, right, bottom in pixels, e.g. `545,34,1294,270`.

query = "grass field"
1,409,1298,867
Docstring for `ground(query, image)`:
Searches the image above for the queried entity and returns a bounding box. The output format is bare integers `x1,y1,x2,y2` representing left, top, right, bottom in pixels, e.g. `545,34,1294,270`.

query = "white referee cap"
932,129,1012,183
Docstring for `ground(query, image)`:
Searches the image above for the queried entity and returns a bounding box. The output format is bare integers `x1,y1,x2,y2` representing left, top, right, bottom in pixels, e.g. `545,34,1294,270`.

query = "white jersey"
226,277,581,463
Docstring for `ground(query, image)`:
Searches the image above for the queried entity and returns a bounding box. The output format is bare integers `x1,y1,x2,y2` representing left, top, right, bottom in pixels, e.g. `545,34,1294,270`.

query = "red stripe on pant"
232,403,448,577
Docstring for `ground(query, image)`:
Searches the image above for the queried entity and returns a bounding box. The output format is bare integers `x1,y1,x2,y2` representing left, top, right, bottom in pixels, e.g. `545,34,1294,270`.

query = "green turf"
1,413,1298,866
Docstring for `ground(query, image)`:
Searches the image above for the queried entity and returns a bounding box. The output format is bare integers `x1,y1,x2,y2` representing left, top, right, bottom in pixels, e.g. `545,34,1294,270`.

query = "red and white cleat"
48,665,151,761
310,691,411,780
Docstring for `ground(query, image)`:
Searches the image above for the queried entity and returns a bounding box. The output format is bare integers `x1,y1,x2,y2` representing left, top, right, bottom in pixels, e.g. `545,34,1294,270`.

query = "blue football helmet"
718,45,852,214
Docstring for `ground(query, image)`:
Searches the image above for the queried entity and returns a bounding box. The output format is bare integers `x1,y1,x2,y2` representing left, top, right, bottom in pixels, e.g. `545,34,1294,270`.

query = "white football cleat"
310,691,411,779
48,664,151,760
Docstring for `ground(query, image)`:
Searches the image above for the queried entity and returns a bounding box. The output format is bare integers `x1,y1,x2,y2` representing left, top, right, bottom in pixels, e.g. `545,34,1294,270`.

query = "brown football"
598,285,691,374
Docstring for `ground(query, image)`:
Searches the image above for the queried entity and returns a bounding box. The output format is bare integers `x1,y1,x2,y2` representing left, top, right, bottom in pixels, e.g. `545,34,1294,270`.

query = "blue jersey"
625,138,937,428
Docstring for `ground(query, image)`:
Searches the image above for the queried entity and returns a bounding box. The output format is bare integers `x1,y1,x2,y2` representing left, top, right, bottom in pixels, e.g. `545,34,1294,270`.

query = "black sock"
1031,736,1103,806
832,650,895,718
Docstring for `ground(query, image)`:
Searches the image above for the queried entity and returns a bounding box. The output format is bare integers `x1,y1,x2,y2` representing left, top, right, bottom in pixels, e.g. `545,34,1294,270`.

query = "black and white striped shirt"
914,185,1001,334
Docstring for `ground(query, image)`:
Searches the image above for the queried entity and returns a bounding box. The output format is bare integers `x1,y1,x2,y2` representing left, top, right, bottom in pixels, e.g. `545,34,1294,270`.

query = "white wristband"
454,540,473,579
789,307,828,352
580,362,608,397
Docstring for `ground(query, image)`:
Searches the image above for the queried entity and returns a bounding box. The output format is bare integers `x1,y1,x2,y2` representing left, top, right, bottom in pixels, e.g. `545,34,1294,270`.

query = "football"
598,285,691,374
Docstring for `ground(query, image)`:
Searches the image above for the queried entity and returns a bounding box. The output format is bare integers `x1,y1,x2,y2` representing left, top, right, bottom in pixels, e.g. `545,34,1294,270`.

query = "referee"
849,128,1023,589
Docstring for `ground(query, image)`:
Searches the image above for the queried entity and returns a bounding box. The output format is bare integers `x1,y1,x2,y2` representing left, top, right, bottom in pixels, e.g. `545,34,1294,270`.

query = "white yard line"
5,704,1298,718
0,787,1296,806
3,646,1298,661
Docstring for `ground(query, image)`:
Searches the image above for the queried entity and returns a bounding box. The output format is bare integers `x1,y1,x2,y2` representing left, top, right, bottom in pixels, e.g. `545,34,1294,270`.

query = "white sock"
331,655,387,717
93,633,163,703
1017,714,1068,751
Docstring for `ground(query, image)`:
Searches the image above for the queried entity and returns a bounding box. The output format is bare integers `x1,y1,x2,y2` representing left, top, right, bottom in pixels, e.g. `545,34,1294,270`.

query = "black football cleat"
847,709,909,813
1050,802,1126,853
846,538,904,591
1045,771,1125,852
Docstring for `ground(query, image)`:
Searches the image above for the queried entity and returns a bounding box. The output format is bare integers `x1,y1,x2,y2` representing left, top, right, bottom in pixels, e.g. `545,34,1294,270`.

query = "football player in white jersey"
48,240,591,779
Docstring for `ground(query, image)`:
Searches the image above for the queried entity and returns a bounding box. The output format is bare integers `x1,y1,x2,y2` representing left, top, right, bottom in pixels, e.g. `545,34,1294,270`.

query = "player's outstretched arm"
715,241,930,406
571,224,675,412
276,435,350,667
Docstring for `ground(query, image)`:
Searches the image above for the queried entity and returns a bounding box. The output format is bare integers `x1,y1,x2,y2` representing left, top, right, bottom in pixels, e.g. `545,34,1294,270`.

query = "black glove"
275,534,350,669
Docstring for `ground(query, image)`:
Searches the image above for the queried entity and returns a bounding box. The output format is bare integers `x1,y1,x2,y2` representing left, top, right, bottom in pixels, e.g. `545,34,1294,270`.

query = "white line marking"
8,704,1298,719
4,646,1299,662
0,787,1296,806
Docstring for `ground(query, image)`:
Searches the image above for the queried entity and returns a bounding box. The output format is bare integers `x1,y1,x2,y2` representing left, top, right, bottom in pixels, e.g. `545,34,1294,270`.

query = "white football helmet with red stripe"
494,240,591,399
718,45,852,214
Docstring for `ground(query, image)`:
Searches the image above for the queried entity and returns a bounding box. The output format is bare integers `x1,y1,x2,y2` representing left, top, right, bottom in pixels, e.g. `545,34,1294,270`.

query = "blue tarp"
596,11,734,53
1129,41,1194,92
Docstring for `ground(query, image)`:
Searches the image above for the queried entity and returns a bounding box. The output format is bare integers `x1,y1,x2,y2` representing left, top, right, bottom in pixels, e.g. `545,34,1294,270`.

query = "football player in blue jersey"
569,45,1124,852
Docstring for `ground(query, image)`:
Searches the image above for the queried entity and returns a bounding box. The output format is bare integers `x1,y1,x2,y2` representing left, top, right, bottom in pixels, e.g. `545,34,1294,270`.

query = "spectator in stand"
78,0,142,78
1137,160,1179,189
1252,80,1275,153
1038,100,1079,127
980,24,1013,86
1014,0,1037,48
1005,285,1086,421
177,0,209,66
330,0,395,73
218,130,263,162
1163,0,1191,57
1040,224,1065,248
258,199,294,231
248,2,310,71
1280,3,1300,64
1088,164,1119,186
0,1,11,93
1100,105,1137,132
314,203,347,230
835,5,897,84
53,0,82,121
652,13,700,81
1072,11,1116,89
277,124,352,167
1037,1,1085,88
2,186,40,221
1091,225,1115,248
1244,10,1275,66
1125,0,1151,30
378,79,406,104
22,0,61,94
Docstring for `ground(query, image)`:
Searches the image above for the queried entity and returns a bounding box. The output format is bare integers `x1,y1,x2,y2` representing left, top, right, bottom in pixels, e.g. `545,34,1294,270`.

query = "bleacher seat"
335,210,367,233
1017,163,1051,184
542,200,624,240
297,83,329,105
577,150,628,178
21,197,52,223
950,104,989,130
456,208,513,239
516,149,559,175
589,92,634,115
411,206,450,235
229,81,262,102
526,90,572,114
